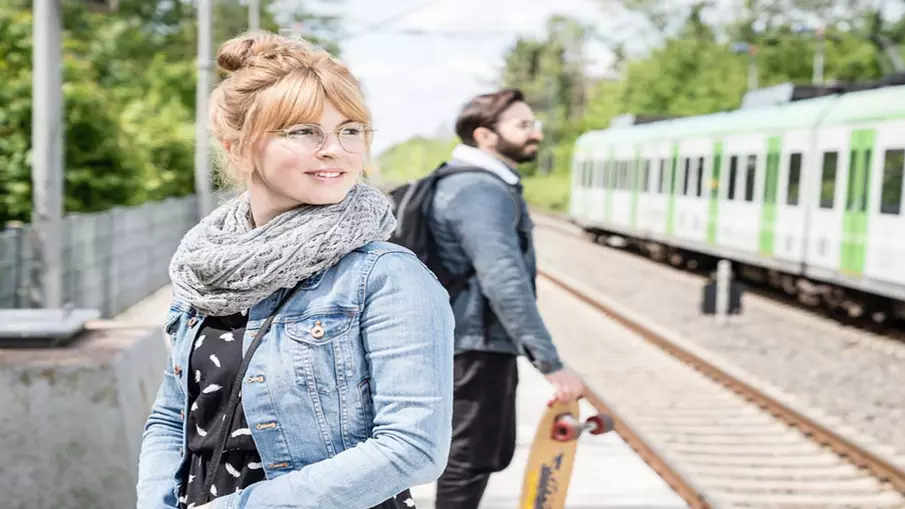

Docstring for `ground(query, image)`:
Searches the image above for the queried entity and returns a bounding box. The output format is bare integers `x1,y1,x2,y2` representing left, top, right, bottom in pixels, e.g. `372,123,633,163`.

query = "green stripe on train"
758,136,782,256
841,129,876,276
707,140,723,244
666,143,679,235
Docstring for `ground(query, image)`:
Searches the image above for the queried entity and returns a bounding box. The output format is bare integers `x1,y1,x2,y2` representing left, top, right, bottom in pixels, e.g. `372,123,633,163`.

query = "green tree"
0,0,347,224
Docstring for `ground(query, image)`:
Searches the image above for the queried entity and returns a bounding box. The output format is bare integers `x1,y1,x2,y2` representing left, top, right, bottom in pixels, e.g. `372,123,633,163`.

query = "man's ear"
472,126,496,147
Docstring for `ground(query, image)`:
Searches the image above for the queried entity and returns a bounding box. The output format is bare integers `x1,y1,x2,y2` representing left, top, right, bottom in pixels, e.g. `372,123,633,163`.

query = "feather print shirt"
177,312,263,508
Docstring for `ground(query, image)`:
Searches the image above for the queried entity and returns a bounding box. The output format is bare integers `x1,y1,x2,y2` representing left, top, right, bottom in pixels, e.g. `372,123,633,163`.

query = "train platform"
109,284,688,508
409,359,686,509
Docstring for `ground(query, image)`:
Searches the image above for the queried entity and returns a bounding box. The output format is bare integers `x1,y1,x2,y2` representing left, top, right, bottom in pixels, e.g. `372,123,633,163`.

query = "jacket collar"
449,144,521,185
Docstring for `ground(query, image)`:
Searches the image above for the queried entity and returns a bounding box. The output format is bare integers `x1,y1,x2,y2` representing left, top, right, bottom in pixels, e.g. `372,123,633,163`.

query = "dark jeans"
435,351,519,509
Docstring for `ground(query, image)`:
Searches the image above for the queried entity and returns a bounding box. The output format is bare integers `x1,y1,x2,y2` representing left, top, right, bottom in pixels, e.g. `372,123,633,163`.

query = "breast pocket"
284,309,356,395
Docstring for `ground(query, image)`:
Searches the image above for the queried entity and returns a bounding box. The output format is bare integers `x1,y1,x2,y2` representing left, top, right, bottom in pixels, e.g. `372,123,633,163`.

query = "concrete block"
0,326,169,509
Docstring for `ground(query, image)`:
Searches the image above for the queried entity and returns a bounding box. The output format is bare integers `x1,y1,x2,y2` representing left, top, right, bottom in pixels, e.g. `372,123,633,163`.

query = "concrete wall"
0,326,169,509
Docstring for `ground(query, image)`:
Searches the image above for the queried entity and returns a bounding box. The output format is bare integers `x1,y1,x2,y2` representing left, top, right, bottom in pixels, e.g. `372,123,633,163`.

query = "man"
429,88,587,508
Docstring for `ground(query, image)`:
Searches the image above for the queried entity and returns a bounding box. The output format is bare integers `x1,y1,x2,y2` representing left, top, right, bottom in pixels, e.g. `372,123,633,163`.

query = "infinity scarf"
168,183,396,316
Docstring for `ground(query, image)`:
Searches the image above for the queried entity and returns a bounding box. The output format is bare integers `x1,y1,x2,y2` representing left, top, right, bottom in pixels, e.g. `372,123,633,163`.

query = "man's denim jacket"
428,152,564,375
135,242,455,509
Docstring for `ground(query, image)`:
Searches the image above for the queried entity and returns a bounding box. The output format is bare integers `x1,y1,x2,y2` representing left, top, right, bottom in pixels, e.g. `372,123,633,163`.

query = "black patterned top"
178,312,263,508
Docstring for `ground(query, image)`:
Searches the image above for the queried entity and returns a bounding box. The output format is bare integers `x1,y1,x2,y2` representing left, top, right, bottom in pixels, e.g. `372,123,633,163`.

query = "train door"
865,121,905,286
804,126,848,272
841,129,876,276
773,130,811,264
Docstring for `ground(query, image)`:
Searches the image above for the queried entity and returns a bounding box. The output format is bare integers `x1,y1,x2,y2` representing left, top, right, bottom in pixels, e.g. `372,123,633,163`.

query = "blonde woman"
136,31,454,509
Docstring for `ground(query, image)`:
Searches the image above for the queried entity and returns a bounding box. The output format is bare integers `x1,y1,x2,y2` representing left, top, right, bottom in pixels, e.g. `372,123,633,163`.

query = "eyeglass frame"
487,117,543,135
265,121,376,154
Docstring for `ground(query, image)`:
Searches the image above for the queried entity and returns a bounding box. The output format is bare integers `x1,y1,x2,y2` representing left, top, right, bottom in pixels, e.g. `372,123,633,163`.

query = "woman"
136,31,454,509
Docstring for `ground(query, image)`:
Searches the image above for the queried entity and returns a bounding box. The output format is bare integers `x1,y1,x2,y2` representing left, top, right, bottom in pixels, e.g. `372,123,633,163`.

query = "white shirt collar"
449,144,521,185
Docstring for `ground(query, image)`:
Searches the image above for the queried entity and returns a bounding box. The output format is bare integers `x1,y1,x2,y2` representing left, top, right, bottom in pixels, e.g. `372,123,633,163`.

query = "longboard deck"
519,399,580,509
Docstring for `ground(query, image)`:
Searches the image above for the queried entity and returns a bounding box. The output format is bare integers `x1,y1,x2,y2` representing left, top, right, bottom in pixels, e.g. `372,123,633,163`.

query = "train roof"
574,83,905,153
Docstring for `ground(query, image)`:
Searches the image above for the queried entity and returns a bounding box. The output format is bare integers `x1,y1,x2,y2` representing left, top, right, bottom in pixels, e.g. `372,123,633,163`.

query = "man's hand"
544,366,585,404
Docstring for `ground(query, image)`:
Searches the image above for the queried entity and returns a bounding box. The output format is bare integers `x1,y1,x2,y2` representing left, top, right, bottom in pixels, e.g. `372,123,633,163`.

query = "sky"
334,0,617,155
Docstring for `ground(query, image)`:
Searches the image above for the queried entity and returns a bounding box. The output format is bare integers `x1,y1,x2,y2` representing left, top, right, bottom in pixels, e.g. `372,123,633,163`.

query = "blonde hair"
209,31,372,189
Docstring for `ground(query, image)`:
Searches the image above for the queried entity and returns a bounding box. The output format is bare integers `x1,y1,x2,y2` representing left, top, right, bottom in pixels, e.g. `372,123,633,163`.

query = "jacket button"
188,317,198,327
173,364,182,377
179,410,185,421
311,321,325,339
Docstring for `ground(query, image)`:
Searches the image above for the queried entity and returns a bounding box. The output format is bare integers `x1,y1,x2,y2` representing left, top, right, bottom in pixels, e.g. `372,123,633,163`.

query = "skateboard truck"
551,413,614,442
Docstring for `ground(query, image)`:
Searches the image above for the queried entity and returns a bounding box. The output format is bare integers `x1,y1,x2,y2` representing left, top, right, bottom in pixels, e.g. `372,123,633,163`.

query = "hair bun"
216,32,288,73
216,36,254,72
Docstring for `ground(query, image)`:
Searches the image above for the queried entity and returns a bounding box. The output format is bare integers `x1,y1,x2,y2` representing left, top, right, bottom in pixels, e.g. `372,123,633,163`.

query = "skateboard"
519,398,614,509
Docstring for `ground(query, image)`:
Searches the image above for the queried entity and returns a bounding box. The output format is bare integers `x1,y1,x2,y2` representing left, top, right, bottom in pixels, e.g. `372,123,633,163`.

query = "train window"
764,151,779,205
617,161,628,189
644,160,652,192
682,158,691,195
845,150,859,211
727,156,739,200
820,152,838,209
695,157,705,197
881,149,904,215
859,149,873,212
744,155,757,202
628,161,636,190
787,153,802,206
626,160,633,190
711,153,722,199
658,159,668,193
601,161,610,189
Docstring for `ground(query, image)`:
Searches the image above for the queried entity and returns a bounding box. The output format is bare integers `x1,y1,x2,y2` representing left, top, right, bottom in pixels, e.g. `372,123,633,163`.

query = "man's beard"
496,137,539,164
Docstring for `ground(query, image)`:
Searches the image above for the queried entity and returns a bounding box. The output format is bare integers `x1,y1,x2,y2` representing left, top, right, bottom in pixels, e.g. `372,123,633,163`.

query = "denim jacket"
427,146,564,375
136,242,455,509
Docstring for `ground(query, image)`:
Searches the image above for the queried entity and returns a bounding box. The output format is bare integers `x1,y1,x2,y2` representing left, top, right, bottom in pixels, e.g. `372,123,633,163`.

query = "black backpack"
387,163,514,300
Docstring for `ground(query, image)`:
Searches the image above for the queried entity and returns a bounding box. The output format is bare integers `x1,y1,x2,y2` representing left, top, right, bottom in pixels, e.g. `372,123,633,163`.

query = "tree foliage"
0,0,343,224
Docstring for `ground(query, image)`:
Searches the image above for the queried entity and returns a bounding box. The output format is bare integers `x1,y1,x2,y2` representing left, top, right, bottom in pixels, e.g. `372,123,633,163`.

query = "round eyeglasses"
268,122,373,154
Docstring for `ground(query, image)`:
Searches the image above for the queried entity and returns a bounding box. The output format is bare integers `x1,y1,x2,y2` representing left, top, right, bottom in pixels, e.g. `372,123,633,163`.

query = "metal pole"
748,55,758,91
249,0,260,31
715,259,732,325
813,32,825,85
31,0,64,309
195,0,214,218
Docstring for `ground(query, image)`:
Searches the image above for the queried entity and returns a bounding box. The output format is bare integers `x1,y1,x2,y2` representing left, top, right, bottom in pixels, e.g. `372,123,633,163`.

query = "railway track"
538,267,905,508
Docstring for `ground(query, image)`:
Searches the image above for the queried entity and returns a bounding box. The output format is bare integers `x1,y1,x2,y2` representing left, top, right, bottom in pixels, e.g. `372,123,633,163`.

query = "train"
567,78,905,322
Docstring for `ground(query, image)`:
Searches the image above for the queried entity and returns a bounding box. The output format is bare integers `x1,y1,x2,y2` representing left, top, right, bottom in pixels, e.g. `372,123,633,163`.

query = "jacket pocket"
284,309,356,395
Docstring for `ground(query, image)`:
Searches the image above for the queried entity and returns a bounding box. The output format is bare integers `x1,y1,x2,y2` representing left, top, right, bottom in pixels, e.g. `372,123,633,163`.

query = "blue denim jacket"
136,242,454,509
428,155,564,375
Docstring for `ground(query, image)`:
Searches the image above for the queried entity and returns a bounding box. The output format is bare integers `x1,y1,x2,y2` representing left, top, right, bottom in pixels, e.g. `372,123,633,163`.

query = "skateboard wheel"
587,414,614,435
552,414,580,442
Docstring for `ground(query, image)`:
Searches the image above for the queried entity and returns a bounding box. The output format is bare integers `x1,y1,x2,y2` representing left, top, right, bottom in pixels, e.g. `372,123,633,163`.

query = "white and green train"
568,82,905,322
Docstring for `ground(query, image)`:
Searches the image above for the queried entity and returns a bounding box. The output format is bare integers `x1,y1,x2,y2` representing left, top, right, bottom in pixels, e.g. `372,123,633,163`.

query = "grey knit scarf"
169,183,396,316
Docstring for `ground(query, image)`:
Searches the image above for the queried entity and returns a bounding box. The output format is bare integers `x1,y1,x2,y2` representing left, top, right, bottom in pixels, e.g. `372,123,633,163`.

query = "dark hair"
454,88,525,147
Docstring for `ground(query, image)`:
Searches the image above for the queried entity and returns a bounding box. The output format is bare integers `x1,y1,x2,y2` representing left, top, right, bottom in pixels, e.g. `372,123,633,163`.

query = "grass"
522,172,571,213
